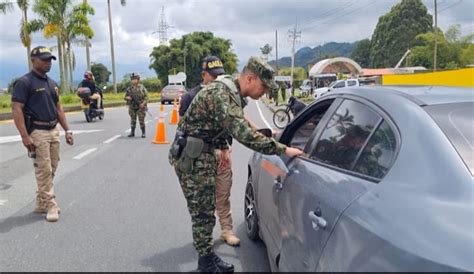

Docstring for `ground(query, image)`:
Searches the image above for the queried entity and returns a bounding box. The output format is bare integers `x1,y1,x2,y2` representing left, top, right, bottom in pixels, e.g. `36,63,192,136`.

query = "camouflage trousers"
174,152,217,257
128,106,146,128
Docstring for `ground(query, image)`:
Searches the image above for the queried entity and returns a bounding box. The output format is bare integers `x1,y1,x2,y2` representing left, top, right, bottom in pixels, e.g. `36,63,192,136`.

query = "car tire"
245,175,260,241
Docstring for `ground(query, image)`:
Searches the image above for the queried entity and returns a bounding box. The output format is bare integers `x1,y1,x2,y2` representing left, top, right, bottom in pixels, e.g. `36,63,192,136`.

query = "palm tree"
107,0,126,93
29,0,93,93
0,1,32,70
0,1,13,14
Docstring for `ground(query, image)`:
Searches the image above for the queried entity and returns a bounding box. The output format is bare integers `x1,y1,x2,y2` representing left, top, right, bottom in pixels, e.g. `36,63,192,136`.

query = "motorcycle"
77,87,104,122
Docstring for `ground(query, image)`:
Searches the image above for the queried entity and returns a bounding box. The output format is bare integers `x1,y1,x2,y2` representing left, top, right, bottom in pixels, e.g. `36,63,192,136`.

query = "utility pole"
107,0,117,93
433,0,438,71
84,0,91,71
288,19,301,96
275,30,279,75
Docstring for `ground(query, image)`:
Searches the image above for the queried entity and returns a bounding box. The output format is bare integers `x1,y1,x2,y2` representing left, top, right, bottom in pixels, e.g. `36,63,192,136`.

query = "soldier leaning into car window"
168,56,303,272
11,46,74,223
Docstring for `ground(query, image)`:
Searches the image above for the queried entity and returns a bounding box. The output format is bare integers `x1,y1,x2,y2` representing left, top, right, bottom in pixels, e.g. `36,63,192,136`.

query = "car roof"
334,85,474,106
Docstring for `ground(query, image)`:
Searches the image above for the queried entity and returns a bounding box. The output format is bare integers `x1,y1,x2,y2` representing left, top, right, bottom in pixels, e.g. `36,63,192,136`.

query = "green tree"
260,43,272,61
91,63,111,86
370,0,432,68
407,25,473,69
0,1,33,70
278,67,306,87
0,1,13,14
149,31,238,87
28,0,94,93
351,39,371,68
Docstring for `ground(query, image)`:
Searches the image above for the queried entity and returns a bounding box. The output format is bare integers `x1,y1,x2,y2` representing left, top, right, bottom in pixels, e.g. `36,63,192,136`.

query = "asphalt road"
0,99,277,271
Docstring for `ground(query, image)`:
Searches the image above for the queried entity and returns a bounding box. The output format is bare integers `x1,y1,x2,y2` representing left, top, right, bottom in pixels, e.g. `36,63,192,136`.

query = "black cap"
202,56,225,76
30,46,56,60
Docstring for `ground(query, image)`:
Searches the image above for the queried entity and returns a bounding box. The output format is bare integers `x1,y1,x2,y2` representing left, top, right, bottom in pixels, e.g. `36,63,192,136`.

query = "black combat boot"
141,127,146,138
197,252,234,273
128,127,135,137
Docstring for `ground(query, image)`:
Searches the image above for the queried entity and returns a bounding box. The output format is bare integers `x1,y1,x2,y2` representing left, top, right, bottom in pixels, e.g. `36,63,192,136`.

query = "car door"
278,98,387,271
255,99,336,264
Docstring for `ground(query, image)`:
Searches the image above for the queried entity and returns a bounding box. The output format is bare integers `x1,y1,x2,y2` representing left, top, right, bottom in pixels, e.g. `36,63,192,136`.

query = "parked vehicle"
161,84,186,104
246,86,473,272
313,79,360,99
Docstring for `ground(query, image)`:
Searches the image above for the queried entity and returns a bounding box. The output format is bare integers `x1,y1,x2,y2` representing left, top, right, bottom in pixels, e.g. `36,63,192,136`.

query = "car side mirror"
257,128,272,138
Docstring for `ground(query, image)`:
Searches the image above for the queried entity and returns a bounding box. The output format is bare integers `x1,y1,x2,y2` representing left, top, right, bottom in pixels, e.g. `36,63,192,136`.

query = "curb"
0,99,160,121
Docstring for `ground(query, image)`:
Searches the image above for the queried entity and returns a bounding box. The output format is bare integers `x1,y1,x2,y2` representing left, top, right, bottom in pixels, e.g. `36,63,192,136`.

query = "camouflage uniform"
169,57,285,257
125,83,148,129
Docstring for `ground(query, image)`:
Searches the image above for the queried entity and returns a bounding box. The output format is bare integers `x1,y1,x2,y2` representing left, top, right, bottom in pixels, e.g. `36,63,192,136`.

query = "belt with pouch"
32,119,58,130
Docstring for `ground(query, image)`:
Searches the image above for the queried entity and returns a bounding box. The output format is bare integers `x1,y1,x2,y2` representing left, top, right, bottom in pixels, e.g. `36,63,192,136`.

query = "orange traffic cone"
169,106,179,125
152,117,170,144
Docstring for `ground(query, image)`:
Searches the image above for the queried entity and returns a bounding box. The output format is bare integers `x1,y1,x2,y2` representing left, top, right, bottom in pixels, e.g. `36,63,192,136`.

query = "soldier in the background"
124,73,148,138
168,57,303,272
279,81,287,103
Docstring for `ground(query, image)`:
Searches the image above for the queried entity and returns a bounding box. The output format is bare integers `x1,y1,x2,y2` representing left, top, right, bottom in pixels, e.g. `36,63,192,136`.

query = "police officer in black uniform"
11,46,74,222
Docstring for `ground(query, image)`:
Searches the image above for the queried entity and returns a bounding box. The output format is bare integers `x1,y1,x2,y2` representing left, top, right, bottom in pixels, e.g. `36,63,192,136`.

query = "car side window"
348,80,357,87
353,120,396,178
310,99,381,171
334,82,345,88
285,100,334,151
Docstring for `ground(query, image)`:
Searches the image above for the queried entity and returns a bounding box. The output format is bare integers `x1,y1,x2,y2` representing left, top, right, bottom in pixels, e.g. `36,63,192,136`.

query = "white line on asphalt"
73,148,98,160
0,199,7,206
0,129,104,145
255,100,273,130
103,135,121,144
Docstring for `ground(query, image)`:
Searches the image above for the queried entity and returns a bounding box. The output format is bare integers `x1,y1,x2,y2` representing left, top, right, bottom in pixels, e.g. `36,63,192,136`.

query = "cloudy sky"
0,0,472,87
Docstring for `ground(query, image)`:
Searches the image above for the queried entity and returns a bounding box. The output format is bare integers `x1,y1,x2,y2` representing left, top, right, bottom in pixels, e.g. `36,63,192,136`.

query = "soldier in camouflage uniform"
124,73,148,138
168,57,303,272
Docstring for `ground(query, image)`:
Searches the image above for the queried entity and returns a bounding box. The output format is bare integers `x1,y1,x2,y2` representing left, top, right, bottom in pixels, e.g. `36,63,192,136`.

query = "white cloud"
0,0,472,87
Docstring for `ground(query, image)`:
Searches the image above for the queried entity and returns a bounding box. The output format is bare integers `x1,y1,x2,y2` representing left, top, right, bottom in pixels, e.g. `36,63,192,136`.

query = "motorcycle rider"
78,71,102,109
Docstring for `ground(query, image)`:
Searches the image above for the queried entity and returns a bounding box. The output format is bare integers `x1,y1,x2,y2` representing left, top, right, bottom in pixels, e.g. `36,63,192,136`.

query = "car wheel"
245,175,260,241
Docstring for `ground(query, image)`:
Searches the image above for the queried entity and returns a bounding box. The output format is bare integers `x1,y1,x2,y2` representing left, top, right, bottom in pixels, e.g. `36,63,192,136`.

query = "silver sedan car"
245,86,473,272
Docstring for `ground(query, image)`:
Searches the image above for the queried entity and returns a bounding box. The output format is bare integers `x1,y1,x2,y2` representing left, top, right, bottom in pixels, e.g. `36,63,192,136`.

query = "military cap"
30,46,56,60
130,72,140,79
202,56,225,76
246,57,278,90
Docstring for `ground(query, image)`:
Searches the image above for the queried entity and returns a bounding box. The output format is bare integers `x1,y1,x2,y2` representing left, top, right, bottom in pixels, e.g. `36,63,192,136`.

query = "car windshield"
329,81,337,88
425,102,474,176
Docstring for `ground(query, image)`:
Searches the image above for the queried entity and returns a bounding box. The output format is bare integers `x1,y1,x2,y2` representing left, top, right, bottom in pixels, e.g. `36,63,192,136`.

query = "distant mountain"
269,41,358,69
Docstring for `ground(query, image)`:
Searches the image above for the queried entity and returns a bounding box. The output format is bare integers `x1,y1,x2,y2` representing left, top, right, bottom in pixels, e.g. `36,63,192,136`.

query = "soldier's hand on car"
65,132,74,145
21,135,35,154
285,147,304,158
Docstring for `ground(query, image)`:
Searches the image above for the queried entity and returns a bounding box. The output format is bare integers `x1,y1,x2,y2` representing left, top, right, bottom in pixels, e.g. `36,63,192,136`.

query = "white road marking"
73,148,98,160
103,135,121,144
0,129,104,145
255,100,274,130
0,199,7,206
